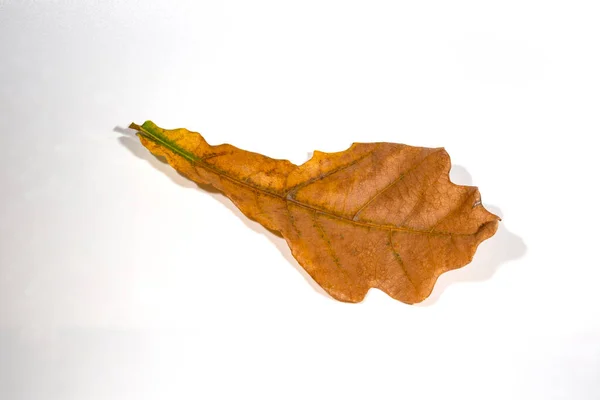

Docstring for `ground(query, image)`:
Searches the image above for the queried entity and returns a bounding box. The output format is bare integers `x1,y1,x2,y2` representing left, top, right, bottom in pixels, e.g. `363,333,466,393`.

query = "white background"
1,1,599,399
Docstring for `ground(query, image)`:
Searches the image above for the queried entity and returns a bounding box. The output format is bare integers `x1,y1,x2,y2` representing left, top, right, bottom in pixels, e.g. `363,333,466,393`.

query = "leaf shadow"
416,165,527,306
114,126,329,298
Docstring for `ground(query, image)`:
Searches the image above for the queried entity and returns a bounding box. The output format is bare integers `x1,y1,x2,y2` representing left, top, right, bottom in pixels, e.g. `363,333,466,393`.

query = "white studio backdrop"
1,1,599,399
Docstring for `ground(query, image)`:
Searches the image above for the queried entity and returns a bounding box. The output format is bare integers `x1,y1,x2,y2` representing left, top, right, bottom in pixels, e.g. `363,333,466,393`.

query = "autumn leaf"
129,121,499,304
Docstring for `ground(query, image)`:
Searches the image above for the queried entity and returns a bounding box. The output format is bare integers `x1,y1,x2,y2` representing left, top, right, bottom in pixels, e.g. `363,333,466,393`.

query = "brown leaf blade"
129,121,499,304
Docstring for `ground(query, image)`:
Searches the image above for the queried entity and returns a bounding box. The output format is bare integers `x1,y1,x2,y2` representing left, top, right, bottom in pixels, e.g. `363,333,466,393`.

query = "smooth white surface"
1,1,599,399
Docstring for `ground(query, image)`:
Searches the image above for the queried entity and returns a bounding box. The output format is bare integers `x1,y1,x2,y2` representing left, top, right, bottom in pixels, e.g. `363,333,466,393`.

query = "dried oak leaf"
129,121,499,304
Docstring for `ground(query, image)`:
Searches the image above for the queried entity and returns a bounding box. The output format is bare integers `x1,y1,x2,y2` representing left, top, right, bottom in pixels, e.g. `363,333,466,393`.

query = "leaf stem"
129,121,198,163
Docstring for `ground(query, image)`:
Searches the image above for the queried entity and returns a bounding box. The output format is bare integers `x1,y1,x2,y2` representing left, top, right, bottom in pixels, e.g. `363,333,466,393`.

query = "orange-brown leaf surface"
129,121,499,304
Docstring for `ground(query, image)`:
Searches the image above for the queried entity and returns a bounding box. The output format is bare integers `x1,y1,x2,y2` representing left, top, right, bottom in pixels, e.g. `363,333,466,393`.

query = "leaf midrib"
134,122,473,237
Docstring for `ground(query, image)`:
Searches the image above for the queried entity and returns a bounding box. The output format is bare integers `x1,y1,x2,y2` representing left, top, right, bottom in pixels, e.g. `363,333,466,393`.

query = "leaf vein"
352,149,444,221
